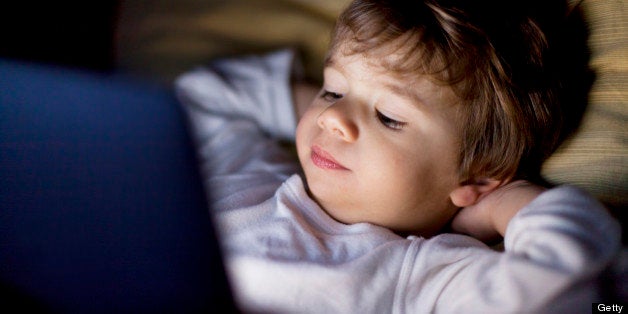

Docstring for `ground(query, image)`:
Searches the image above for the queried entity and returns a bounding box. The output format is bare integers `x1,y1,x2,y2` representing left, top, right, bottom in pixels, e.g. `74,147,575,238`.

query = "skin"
451,180,546,242
292,46,544,239
295,48,464,237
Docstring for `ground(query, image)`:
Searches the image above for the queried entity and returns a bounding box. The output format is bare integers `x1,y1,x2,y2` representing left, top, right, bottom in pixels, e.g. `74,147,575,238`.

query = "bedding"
539,0,627,213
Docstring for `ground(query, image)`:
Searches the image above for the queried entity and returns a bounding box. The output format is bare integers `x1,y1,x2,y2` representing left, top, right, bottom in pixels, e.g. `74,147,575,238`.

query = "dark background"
0,2,119,71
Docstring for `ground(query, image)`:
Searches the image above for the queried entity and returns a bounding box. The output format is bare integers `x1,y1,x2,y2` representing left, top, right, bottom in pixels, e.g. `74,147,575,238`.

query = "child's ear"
449,178,503,207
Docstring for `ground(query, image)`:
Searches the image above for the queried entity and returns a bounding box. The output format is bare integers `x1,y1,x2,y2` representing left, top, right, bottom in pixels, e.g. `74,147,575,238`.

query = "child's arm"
175,49,299,141
423,185,621,313
174,50,303,209
450,180,546,243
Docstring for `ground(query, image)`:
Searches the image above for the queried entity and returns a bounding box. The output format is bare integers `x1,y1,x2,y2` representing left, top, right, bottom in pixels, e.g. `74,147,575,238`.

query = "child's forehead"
325,35,467,108
325,47,444,99
325,43,408,77
326,32,444,85
324,46,461,111
324,52,402,92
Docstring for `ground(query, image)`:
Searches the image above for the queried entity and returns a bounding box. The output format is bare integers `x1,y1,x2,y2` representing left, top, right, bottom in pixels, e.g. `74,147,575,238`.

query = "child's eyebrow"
385,83,425,108
324,54,429,108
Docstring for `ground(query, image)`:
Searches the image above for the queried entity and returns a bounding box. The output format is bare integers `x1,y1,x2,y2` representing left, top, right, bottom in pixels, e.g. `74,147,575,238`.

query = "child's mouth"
310,145,348,170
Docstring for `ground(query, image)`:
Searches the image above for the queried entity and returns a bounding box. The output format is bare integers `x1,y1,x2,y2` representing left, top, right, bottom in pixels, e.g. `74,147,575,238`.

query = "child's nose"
316,103,358,142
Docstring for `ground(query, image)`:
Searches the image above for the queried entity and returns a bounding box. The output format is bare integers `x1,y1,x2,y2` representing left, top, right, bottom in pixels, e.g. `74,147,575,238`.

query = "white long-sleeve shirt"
174,49,621,314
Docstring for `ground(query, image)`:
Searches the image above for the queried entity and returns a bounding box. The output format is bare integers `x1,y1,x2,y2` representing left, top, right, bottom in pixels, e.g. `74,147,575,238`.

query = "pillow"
541,0,627,214
115,0,626,214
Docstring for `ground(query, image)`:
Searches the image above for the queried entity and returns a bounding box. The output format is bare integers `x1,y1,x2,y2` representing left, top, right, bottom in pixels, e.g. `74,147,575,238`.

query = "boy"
175,0,621,312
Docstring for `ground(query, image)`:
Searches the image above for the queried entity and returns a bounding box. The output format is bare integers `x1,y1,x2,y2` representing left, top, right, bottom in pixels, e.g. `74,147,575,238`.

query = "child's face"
295,47,464,236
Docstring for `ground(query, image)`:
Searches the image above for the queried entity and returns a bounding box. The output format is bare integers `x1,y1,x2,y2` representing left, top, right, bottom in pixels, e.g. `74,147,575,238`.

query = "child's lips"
311,145,348,170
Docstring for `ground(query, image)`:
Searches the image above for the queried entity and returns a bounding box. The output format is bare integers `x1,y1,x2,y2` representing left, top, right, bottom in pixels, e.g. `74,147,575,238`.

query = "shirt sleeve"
174,49,299,141
400,185,622,313
173,50,302,209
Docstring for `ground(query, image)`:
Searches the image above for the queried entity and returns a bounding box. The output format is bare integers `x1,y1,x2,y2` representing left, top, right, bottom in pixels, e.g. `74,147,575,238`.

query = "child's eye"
376,110,406,130
321,90,343,102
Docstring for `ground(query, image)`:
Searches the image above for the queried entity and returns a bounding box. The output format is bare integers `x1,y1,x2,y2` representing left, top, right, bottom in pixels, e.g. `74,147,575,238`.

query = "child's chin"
305,182,342,215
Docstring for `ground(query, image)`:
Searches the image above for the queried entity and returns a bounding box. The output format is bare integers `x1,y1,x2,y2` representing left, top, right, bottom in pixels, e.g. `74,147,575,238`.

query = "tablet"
0,59,238,313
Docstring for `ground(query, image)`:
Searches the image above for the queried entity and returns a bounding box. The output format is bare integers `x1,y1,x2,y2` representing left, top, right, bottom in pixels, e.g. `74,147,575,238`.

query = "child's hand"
450,180,545,243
